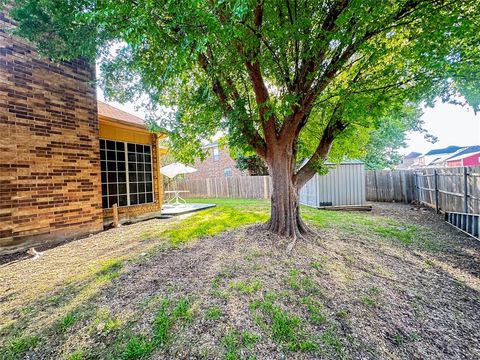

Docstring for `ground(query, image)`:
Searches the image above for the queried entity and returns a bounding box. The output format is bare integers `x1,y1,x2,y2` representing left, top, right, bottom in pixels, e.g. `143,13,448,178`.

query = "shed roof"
97,101,145,127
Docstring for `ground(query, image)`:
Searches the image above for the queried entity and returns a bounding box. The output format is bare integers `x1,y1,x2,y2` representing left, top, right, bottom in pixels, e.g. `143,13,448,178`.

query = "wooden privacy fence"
167,176,272,199
366,170,416,203
367,167,480,214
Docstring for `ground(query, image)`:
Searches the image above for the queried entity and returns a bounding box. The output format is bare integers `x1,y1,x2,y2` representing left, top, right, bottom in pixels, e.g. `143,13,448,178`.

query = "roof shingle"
97,101,145,126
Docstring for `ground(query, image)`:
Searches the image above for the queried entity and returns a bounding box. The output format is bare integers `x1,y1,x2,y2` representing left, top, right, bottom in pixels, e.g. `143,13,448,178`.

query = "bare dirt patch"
1,202,479,359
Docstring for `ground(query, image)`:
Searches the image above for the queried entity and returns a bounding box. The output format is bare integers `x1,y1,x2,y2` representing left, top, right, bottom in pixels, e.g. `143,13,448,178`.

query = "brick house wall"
0,13,104,253
186,145,247,180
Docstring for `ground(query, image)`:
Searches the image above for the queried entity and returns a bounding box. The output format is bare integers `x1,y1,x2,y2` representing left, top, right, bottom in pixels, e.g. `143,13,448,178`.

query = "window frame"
213,146,219,161
223,167,233,177
100,139,155,209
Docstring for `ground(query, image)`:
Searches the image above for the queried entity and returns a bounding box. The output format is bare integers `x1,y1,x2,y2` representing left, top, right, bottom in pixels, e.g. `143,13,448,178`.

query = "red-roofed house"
446,146,480,167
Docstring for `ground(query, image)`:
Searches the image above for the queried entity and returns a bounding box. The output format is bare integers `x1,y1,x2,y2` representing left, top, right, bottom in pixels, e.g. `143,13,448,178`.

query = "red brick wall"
0,13,103,254
186,146,246,180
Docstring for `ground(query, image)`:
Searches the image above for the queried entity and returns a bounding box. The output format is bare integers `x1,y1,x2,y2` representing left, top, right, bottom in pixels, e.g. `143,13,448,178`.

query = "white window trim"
224,167,233,177
213,146,219,161
100,139,155,208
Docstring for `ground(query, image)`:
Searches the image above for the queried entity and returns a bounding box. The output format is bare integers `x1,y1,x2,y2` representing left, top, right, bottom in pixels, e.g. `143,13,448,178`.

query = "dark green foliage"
235,153,269,176
6,0,480,170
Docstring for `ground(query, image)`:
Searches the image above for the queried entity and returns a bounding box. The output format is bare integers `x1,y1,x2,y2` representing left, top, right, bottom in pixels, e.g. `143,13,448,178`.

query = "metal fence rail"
445,212,480,239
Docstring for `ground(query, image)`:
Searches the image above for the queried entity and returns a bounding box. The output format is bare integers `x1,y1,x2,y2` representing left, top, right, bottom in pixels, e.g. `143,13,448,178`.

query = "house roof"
424,145,462,156
404,151,422,159
446,145,480,162
97,101,145,127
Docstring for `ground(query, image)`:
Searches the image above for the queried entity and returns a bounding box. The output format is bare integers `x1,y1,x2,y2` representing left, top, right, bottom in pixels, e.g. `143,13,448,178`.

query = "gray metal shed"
299,161,366,207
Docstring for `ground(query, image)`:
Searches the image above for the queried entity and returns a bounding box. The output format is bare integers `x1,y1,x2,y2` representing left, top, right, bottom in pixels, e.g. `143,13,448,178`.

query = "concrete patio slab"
161,203,216,215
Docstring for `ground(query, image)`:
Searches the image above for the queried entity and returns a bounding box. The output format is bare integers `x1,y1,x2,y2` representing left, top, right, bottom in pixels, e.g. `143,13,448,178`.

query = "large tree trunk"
264,146,310,238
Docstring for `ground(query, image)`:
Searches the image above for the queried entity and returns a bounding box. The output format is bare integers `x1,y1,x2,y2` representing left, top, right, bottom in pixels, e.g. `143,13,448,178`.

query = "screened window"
223,167,232,177
213,147,219,161
100,140,154,209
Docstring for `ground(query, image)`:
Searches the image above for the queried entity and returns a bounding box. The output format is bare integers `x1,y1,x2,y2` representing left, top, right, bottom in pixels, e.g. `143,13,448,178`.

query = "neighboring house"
185,142,247,180
397,151,422,169
446,145,480,167
0,14,166,254
416,146,463,167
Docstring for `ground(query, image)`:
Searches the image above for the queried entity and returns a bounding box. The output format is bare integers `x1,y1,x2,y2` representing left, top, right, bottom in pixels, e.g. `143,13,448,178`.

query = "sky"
403,102,480,155
98,91,480,157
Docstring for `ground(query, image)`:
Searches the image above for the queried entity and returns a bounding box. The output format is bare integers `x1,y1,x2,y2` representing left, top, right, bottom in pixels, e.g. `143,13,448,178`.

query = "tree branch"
295,105,347,187
198,52,267,158
244,1,278,146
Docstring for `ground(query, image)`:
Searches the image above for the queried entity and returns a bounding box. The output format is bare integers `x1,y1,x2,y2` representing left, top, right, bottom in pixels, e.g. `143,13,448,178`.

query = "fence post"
263,176,269,199
464,167,468,213
401,171,407,203
413,172,417,203
374,171,379,201
434,169,439,214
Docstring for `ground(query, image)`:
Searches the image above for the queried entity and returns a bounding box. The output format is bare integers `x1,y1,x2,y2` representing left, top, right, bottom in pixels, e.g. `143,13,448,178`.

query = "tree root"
286,235,298,254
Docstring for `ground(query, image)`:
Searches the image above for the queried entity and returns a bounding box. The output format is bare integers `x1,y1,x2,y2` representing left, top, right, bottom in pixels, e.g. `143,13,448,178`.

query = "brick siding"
0,13,104,253
186,146,246,180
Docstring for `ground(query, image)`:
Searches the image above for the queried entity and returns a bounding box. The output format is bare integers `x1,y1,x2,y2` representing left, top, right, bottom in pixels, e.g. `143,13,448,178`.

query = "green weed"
301,297,327,325
361,287,382,308
95,258,123,282
1,335,39,359
205,307,222,321
319,323,345,357
120,297,193,359
122,335,153,360
250,298,309,350
374,225,417,245
58,312,78,333
66,349,86,360
285,269,319,295
229,279,262,294
222,330,260,360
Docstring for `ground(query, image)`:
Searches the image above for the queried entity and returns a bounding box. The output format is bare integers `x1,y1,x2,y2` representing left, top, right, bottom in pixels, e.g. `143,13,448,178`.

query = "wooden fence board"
167,176,272,199
366,166,480,215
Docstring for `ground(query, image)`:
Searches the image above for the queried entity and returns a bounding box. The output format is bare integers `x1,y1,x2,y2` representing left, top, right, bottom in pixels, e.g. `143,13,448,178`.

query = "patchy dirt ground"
1,202,479,360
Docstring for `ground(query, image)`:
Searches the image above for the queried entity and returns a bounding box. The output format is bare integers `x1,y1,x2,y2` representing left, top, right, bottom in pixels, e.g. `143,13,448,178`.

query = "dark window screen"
100,140,154,208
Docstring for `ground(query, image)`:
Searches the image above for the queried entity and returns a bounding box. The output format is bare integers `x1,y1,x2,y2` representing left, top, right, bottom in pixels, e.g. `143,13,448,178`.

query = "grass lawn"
1,199,479,359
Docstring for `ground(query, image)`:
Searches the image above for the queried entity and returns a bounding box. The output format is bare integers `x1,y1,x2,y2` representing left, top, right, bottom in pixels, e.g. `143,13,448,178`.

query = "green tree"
7,0,480,240
235,152,269,175
361,106,436,170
